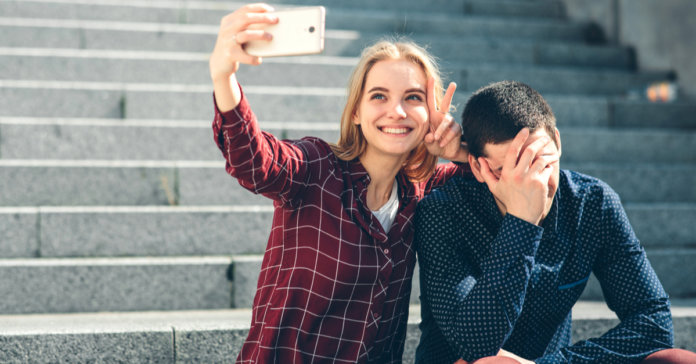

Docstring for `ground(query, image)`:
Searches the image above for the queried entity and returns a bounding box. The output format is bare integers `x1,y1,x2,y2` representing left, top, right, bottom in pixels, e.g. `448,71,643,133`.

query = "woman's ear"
352,112,360,125
468,154,485,183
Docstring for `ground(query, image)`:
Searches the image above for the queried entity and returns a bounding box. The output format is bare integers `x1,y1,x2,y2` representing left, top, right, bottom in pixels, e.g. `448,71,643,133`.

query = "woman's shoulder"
288,136,339,165
292,136,358,179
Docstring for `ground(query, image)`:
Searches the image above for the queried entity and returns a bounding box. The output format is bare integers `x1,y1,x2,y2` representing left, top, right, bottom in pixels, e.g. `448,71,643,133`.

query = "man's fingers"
478,158,499,189
515,136,551,173
537,163,555,188
531,154,559,173
502,128,530,172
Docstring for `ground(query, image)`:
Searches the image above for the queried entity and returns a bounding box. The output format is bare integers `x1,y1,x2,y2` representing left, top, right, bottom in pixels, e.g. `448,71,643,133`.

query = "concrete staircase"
1,0,695,362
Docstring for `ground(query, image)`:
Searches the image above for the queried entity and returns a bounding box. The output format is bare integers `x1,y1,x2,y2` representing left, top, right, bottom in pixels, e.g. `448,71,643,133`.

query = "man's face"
474,128,562,220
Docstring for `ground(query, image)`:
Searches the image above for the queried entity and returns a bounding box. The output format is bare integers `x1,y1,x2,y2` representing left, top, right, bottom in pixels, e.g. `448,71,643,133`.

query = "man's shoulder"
561,169,617,199
560,169,624,216
419,175,480,213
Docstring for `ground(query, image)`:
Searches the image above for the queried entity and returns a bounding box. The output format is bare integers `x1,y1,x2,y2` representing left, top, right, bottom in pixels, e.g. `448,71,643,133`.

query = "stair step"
0,20,632,69
0,205,273,258
0,202,693,257
2,118,694,162
0,53,355,87
0,161,182,206
0,309,249,364
0,51,669,93
3,82,693,128
0,1,583,41
0,119,334,161
581,249,696,299
567,164,696,203
0,256,232,314
0,81,344,120
0,301,696,363
2,302,694,363
234,243,696,305
199,0,567,18
5,247,692,315
0,26,635,68
456,65,671,95
0,0,567,19
1,161,694,206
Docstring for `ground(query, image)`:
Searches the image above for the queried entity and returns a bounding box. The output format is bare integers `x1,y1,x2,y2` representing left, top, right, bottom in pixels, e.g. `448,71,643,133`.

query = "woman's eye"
406,94,423,102
370,93,386,100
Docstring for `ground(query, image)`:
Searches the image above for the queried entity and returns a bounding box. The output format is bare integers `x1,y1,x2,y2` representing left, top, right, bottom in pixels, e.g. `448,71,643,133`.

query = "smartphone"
244,6,325,57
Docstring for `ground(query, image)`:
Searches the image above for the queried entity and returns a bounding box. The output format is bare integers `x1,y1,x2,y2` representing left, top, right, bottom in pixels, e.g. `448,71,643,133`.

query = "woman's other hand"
424,78,468,162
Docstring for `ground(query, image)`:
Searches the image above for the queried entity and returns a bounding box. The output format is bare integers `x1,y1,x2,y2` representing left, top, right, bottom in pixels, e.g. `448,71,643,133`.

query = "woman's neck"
359,152,405,211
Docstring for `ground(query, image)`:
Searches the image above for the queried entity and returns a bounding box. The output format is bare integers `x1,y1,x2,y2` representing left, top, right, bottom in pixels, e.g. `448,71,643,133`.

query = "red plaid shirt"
213,89,466,363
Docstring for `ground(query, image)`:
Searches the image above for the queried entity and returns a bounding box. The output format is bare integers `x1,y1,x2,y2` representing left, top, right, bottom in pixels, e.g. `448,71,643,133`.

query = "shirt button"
384,248,390,254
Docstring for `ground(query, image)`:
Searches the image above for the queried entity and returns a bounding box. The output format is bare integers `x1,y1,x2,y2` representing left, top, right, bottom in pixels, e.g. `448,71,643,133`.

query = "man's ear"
554,127,562,157
468,154,485,183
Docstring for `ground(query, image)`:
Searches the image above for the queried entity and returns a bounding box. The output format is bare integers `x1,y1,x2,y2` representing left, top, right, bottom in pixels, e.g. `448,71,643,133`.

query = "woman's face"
353,59,430,160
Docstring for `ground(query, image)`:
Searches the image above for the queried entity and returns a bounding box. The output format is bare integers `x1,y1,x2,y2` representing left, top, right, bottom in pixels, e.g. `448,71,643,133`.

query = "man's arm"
416,194,543,362
535,185,673,363
418,129,560,361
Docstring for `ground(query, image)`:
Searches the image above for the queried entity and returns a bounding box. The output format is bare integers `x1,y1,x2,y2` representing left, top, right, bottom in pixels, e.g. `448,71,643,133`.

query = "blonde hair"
329,39,446,182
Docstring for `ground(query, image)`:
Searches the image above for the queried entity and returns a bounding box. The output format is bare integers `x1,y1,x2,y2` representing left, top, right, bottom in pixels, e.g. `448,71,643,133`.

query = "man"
414,81,695,363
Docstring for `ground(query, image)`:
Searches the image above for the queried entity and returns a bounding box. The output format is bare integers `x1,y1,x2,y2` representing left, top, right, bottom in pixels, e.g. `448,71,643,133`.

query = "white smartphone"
244,6,326,57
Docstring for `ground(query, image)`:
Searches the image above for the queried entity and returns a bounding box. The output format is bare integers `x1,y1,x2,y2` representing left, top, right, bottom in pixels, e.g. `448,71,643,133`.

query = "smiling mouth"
379,126,412,135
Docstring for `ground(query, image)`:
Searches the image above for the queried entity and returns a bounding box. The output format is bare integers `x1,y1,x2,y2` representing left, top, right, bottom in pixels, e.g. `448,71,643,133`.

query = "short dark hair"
461,81,557,158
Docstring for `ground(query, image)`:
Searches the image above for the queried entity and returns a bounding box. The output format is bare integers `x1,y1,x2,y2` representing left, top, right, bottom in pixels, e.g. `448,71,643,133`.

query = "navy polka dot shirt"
415,170,673,363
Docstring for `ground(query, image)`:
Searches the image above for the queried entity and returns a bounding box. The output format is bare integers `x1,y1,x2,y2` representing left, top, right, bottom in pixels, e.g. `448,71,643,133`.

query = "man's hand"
424,78,468,163
452,348,533,363
497,349,535,364
478,128,558,225
453,355,526,363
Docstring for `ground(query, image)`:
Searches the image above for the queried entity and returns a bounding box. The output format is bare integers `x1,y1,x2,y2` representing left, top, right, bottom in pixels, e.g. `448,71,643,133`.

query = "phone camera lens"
309,26,315,33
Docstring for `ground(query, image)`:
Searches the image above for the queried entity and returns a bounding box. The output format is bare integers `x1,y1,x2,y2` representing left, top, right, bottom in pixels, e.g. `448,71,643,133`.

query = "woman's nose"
388,101,407,119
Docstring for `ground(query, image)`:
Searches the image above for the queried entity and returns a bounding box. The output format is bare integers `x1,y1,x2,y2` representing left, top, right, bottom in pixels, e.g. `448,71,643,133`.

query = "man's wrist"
505,208,541,226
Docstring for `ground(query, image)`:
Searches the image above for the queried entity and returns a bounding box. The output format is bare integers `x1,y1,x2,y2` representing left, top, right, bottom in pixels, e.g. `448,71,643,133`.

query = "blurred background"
0,0,694,362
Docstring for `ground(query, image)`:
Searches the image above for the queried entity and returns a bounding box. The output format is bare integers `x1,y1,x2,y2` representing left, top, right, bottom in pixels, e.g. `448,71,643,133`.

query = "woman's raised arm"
209,3,278,111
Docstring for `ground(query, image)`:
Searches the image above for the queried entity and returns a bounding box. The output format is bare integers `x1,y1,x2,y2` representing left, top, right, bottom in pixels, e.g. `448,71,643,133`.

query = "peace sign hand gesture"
424,78,468,163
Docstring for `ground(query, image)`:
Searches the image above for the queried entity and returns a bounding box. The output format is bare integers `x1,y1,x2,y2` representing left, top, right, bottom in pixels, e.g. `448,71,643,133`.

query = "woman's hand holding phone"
209,3,278,111
209,3,278,80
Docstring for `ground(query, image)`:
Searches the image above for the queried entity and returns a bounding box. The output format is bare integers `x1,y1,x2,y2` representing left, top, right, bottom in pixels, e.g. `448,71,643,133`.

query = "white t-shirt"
371,181,399,233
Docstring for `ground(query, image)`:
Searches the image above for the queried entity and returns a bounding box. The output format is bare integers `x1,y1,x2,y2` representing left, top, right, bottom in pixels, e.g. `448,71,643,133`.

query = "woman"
209,4,468,363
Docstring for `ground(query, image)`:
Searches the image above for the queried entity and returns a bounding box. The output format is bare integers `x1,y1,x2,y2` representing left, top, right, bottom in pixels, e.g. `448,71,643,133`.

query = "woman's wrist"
212,74,242,112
